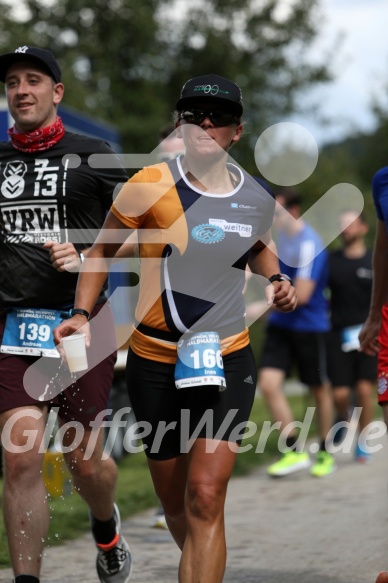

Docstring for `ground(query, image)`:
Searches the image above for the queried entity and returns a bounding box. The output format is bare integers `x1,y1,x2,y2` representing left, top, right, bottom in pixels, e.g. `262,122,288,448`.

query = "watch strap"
268,273,293,286
69,308,90,320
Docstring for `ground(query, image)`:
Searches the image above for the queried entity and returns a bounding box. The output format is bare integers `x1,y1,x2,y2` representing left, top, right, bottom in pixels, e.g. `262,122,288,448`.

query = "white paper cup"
62,333,88,373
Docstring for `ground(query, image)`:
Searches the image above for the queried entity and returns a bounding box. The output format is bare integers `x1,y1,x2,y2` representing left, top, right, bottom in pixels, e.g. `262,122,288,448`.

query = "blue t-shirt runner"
269,223,329,332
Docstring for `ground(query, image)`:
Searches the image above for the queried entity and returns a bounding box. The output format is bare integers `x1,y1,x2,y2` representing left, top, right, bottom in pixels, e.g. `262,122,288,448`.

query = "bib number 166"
190,349,223,369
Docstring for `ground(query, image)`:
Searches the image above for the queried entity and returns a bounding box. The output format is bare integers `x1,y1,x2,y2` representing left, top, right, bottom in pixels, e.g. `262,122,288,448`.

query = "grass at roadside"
0,392,318,568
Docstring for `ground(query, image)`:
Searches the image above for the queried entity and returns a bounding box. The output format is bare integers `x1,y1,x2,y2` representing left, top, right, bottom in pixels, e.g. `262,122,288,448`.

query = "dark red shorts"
0,302,117,425
377,305,388,404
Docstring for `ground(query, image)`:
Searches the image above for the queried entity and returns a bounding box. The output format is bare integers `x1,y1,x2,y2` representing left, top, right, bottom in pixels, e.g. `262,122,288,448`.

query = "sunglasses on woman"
179,108,239,127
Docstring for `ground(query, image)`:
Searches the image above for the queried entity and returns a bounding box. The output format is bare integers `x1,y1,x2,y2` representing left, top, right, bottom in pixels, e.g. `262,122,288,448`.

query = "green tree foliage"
0,0,330,163
305,93,388,246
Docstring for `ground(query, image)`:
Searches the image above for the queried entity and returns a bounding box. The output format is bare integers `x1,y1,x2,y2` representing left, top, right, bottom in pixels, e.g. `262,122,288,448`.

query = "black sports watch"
268,273,293,286
69,308,90,320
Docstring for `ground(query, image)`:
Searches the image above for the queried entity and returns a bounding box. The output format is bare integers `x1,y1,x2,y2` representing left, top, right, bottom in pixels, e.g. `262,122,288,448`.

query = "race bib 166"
174,331,226,391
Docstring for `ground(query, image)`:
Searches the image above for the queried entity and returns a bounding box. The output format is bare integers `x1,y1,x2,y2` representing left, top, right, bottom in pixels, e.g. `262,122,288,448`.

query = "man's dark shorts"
0,302,117,425
326,329,377,388
259,324,328,386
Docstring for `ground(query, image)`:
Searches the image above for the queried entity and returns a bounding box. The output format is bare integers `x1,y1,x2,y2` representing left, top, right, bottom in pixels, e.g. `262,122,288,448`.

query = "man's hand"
359,315,381,356
53,315,91,349
43,240,82,272
266,280,297,312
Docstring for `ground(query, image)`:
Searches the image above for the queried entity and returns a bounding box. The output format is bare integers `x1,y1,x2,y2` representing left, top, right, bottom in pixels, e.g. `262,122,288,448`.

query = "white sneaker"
151,506,168,530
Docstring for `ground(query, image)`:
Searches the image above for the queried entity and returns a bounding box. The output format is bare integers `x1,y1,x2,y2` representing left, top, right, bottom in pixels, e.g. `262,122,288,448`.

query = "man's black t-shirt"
0,132,127,307
328,249,373,329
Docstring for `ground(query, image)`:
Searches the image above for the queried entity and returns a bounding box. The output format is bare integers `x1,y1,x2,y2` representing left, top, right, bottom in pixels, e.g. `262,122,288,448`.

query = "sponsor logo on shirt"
230,202,257,210
0,201,62,243
191,223,225,244
209,218,252,237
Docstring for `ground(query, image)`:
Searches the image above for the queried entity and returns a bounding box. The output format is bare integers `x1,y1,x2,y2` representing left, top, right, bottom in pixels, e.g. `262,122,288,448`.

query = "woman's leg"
127,346,256,582
148,438,237,583
181,438,237,583
147,455,188,549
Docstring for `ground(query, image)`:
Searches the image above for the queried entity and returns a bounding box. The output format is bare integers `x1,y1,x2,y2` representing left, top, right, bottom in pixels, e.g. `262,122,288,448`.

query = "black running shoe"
90,503,132,583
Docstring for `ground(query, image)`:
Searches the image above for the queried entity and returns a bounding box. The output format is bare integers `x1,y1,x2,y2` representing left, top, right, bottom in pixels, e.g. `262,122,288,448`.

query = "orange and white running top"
111,157,274,363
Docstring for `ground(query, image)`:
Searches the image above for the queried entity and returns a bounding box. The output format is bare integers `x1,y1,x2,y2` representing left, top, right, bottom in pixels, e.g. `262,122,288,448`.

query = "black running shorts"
259,324,328,386
125,345,257,460
326,330,377,388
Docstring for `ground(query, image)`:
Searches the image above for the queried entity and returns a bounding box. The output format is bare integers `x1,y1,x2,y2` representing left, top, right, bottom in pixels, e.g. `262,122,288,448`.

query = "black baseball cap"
0,46,61,83
176,74,243,116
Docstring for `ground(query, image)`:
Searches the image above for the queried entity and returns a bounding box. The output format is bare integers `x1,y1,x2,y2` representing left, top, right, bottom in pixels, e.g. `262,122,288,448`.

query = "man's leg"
311,382,333,445
59,420,131,583
259,367,292,430
259,368,311,476
330,385,351,445
354,379,375,462
0,406,48,578
356,379,375,434
332,386,351,421
258,326,303,448
59,422,117,520
294,331,335,477
310,383,336,476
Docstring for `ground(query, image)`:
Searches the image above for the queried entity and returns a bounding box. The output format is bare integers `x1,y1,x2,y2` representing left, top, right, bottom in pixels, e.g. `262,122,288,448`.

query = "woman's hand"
266,280,297,312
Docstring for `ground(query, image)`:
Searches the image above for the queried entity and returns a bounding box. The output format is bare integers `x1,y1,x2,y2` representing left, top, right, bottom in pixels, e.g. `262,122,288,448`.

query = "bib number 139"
190,348,223,369
1,307,64,358
19,322,51,342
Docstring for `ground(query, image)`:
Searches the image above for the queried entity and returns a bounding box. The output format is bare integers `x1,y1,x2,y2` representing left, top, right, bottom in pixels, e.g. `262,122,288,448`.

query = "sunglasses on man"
179,108,239,127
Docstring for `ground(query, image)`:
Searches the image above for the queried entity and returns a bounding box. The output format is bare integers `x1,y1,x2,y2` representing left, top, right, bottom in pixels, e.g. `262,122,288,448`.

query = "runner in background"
256,188,335,478
327,210,376,462
359,166,388,583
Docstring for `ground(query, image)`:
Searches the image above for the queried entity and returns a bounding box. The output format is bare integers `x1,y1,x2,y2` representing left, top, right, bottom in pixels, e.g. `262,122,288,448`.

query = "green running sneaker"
267,451,311,477
310,450,336,478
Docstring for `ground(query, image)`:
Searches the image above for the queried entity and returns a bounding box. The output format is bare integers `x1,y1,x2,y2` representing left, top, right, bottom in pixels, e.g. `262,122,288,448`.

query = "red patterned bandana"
8,116,65,152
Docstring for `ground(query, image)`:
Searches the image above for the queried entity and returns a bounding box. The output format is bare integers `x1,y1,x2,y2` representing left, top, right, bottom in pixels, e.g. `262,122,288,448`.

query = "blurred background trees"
0,0,331,159
0,0,386,230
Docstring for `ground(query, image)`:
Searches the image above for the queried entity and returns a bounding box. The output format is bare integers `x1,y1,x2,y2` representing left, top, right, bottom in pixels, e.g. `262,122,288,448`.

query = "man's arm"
293,278,316,306
292,237,325,305
359,219,388,354
53,211,133,345
43,230,138,273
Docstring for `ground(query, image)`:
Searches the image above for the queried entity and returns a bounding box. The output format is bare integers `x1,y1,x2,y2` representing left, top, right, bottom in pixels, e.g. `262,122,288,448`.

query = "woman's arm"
248,232,297,312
